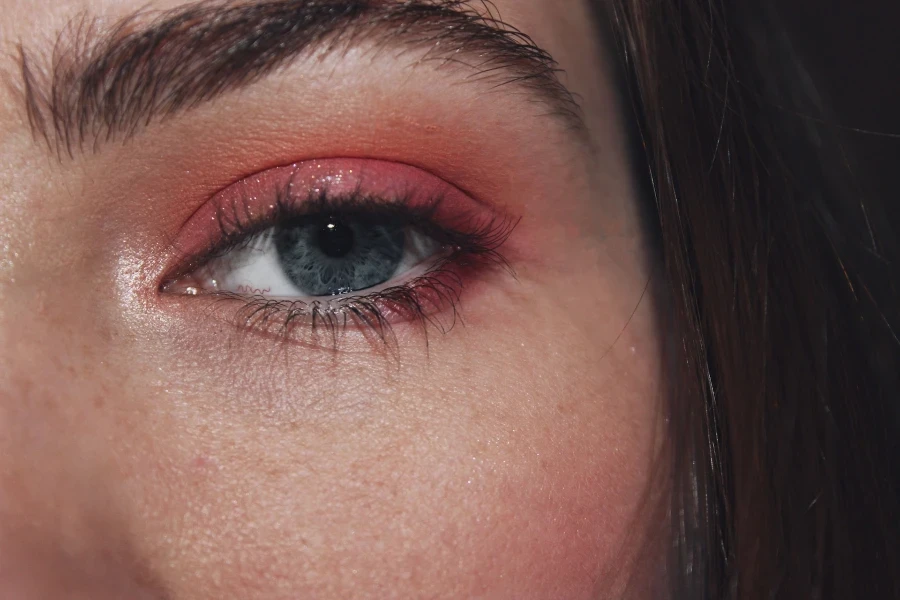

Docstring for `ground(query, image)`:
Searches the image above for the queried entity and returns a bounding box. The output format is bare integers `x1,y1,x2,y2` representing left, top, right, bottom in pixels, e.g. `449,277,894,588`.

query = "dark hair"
602,1,900,597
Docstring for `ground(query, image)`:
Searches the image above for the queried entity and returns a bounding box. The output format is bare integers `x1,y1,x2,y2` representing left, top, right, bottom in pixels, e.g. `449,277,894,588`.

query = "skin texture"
0,0,666,598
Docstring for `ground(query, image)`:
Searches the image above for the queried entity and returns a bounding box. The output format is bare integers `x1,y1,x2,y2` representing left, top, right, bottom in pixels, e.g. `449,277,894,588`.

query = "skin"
0,0,666,598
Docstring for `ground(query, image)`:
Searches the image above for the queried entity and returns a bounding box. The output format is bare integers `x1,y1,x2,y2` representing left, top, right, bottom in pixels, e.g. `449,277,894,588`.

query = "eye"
162,159,517,343
178,208,445,298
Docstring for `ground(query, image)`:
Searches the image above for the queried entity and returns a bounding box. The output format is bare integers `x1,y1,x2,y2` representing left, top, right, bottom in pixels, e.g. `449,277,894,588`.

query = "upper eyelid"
162,188,518,303
16,0,585,158
160,158,520,286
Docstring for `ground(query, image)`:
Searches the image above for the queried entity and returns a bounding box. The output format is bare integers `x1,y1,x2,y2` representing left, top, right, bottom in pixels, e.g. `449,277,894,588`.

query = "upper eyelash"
163,184,514,284
163,184,519,349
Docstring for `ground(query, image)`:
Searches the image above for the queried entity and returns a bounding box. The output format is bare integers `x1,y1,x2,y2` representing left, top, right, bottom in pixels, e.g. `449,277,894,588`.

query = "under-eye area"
161,158,519,347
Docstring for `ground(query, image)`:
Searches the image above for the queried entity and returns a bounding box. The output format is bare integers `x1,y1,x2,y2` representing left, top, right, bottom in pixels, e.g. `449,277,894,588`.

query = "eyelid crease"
17,0,584,158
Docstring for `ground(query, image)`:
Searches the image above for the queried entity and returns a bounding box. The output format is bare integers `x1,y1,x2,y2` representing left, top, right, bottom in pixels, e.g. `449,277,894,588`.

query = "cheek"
116,337,663,600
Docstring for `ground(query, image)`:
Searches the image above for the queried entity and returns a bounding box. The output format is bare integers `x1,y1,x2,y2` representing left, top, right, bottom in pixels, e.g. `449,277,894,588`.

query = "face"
0,0,665,597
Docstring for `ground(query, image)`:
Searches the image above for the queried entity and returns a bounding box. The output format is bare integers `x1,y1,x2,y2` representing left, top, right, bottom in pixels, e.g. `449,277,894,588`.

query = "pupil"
316,219,355,258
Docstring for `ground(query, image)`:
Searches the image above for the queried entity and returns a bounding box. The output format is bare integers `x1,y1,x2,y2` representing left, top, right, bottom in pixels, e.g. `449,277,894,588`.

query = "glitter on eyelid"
171,158,482,265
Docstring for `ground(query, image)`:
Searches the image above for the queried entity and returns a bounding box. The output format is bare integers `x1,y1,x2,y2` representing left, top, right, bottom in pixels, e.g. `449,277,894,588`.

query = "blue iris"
274,216,405,296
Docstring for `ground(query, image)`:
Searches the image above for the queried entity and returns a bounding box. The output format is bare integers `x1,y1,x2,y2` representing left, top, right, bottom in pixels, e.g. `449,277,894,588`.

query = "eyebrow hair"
15,0,583,157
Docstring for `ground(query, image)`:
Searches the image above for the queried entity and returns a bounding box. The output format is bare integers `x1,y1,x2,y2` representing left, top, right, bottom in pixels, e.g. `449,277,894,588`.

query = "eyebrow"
15,0,583,157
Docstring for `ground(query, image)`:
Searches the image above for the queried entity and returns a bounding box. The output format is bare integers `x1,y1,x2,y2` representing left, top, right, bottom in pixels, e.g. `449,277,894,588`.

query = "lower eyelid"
176,256,475,349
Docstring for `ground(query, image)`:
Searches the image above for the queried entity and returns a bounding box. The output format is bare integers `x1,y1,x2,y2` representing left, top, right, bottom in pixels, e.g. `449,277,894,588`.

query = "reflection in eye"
163,160,517,344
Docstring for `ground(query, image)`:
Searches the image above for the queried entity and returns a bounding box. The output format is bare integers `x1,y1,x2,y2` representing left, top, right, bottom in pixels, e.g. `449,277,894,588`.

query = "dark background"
782,1,900,218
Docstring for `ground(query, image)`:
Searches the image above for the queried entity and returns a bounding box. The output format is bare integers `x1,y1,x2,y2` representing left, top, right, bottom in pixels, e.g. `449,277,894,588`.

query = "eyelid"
161,158,514,287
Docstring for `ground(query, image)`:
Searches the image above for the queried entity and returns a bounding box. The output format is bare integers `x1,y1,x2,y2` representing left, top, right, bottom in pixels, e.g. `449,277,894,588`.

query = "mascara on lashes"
162,159,518,345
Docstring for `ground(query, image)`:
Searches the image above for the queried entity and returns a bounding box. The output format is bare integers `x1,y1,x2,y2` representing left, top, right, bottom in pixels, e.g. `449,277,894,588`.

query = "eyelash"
163,186,518,348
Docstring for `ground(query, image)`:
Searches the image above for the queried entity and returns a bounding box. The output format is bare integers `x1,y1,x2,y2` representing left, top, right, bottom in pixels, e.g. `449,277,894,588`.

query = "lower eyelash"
204,242,514,350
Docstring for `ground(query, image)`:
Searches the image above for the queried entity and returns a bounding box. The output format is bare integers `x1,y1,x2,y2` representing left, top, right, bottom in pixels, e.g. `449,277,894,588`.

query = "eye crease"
163,158,518,344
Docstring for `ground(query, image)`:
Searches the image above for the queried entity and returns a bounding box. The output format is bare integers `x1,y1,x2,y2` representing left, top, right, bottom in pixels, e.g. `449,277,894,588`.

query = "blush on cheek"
131,424,654,600
429,448,652,598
